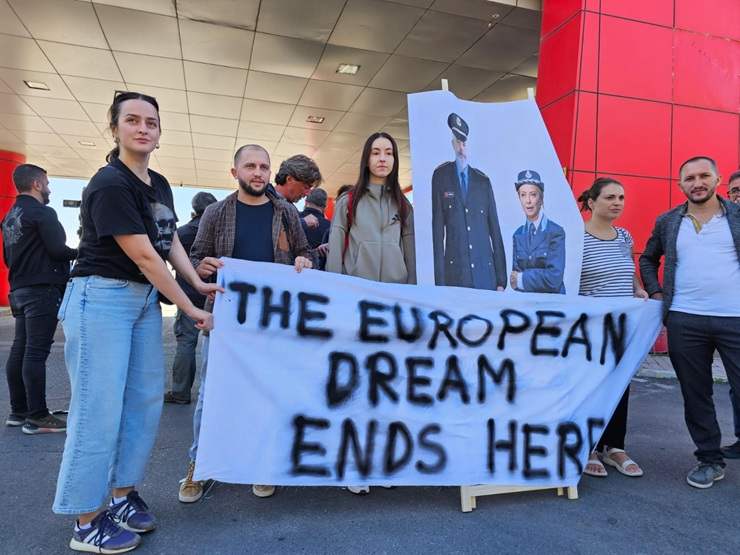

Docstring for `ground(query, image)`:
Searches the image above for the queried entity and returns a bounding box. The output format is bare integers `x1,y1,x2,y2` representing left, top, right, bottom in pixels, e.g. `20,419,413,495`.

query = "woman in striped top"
578,177,648,478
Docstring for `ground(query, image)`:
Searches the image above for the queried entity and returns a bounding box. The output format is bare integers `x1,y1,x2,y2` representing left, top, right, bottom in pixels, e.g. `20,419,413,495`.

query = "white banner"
195,258,662,487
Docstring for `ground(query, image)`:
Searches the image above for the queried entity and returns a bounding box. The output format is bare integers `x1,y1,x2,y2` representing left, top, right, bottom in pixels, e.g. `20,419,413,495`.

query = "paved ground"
0,313,738,554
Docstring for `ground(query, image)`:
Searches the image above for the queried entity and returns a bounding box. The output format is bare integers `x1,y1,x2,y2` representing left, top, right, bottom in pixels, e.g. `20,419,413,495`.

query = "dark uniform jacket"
432,161,506,289
639,197,740,321
175,215,206,308
512,214,566,294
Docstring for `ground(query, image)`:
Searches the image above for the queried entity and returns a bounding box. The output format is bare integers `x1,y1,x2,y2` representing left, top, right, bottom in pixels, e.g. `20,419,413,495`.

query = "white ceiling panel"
159,130,193,147
62,76,126,104
1,114,52,133
25,144,75,158
350,88,407,116
311,45,389,86
250,33,324,79
157,156,194,170
257,0,345,42
457,23,539,72
159,111,191,133
81,102,111,124
288,106,345,131
194,158,229,172
179,19,254,69
335,112,391,135
275,141,316,157
156,144,194,159
0,34,54,72
59,134,110,150
0,80,11,94
15,130,67,146
244,71,307,104
320,132,366,150
474,73,536,102
21,96,89,119
0,68,73,99
177,0,260,30
43,117,100,136
282,126,330,146
0,1,29,36
502,6,542,30
433,65,503,99
241,99,294,125
189,114,238,136
193,147,233,162
299,80,363,111
39,42,123,81
184,62,247,97
381,118,410,139
0,94,34,115
9,0,108,48
430,0,516,21
512,55,538,78
397,11,489,63
369,55,447,92
126,85,188,113
235,139,278,154
236,121,285,141
192,133,235,150
329,0,424,53
114,52,185,89
92,0,176,17
96,4,181,58
188,92,242,119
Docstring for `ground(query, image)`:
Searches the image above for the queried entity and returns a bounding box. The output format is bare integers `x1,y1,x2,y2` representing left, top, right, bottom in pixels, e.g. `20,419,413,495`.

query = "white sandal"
602,448,643,477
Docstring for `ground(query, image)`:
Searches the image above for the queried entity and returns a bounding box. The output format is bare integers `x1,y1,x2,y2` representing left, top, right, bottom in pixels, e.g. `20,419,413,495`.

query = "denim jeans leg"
110,287,164,489
711,316,740,441
53,277,149,515
6,291,28,415
730,388,740,440
188,336,209,463
170,309,199,401
666,311,723,465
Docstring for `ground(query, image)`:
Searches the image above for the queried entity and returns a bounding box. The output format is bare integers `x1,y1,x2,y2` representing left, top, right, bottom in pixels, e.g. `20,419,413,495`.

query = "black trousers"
5,285,63,418
597,386,630,451
666,311,740,465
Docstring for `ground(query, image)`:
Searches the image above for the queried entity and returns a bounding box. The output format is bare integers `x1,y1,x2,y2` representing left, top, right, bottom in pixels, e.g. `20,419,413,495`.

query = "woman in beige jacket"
326,132,416,285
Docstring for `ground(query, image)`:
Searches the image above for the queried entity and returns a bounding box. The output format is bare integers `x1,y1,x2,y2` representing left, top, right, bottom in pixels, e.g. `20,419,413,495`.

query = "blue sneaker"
70,510,141,554
109,491,156,533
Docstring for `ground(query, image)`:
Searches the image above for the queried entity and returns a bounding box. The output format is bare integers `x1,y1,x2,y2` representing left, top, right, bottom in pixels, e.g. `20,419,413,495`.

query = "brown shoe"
178,461,204,503
252,485,276,498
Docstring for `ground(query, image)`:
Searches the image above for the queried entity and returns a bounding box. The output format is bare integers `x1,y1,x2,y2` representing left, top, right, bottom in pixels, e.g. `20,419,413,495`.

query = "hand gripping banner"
195,258,662,487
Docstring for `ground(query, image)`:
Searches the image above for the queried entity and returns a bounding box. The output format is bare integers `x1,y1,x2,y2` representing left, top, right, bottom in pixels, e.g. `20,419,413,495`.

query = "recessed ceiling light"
336,63,360,75
78,140,96,147
24,80,50,90
306,115,325,124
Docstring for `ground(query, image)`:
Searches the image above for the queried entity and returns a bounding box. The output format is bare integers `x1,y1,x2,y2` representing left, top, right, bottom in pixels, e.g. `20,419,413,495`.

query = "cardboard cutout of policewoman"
408,91,582,293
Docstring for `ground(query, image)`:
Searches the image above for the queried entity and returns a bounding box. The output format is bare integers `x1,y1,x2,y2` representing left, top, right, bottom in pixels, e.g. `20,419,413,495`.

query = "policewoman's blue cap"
447,113,469,142
514,169,544,191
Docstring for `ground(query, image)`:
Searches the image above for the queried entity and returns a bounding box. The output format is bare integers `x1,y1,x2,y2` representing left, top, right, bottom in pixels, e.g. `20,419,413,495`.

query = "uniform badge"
444,191,456,198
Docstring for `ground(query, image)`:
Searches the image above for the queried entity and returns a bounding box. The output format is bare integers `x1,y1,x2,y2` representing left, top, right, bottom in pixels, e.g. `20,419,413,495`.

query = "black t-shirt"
72,158,177,283
232,200,274,263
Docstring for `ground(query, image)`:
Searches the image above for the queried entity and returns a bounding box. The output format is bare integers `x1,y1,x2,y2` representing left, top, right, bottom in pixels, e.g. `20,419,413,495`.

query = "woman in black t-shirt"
52,92,220,554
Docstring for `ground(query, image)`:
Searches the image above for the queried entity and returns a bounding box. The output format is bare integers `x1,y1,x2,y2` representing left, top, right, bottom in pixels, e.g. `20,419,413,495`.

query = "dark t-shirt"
232,200,274,263
72,157,177,283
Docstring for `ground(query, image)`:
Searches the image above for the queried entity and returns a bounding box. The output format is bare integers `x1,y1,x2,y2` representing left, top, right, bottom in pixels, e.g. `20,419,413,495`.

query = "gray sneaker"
22,413,66,435
686,463,725,489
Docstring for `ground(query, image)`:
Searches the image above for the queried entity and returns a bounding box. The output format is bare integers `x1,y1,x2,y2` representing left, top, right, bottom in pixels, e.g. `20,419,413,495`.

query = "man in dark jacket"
640,156,740,489
432,113,506,290
1,164,77,434
164,191,217,404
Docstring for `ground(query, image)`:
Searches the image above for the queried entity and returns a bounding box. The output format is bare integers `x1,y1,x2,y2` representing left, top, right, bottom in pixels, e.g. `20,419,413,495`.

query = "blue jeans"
53,276,164,515
170,309,200,401
188,336,209,463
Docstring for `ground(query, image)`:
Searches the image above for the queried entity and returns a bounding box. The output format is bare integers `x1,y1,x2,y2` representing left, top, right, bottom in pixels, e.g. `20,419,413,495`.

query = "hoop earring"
155,144,160,149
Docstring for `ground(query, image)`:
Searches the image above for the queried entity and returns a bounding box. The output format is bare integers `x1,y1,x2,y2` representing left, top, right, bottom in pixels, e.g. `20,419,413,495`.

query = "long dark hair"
106,91,160,163
577,176,623,212
350,132,410,229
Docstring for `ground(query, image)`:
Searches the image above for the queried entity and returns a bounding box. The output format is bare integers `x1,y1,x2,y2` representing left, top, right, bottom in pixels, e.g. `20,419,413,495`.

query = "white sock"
111,495,127,505
76,521,93,531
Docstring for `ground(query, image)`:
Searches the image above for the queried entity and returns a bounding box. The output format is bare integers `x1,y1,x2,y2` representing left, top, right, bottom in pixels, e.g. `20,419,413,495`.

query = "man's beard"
688,187,715,204
42,191,50,205
239,178,265,197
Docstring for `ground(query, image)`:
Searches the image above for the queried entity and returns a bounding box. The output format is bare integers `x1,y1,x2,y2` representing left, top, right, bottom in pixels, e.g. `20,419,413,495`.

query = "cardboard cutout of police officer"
510,170,566,294
431,113,507,290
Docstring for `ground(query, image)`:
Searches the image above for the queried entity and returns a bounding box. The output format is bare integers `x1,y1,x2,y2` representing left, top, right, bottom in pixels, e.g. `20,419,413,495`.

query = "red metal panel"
599,16,673,102
578,11,599,92
675,0,740,41
597,95,672,179
673,29,740,114
573,91,597,172
539,92,576,169
541,0,583,38
537,15,582,107
568,169,596,213
671,105,740,181
0,150,25,306
614,176,671,252
600,0,674,27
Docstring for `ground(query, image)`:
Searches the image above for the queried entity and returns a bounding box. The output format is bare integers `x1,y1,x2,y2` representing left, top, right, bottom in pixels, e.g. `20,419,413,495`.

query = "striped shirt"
579,227,635,298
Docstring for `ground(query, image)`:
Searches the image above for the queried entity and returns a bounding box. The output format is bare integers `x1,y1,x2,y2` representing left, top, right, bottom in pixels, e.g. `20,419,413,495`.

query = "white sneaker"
347,486,370,495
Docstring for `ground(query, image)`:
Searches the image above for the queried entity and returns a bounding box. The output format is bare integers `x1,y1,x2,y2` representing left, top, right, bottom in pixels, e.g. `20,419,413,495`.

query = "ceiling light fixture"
306,115,325,124
24,80,50,91
336,63,360,75
78,140,96,147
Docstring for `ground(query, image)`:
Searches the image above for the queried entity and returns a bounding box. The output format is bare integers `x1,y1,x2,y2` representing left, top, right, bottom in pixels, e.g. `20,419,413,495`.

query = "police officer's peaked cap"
447,113,469,142
514,169,544,191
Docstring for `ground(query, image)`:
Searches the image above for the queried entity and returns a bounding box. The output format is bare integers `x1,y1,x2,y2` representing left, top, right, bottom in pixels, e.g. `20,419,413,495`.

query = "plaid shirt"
190,190,312,313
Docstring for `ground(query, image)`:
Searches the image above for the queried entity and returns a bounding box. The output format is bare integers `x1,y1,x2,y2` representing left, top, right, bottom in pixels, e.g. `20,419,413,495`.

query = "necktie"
460,171,468,198
528,223,536,239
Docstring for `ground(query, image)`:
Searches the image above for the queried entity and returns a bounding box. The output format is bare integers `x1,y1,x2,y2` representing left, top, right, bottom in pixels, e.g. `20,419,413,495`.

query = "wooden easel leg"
567,486,578,500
